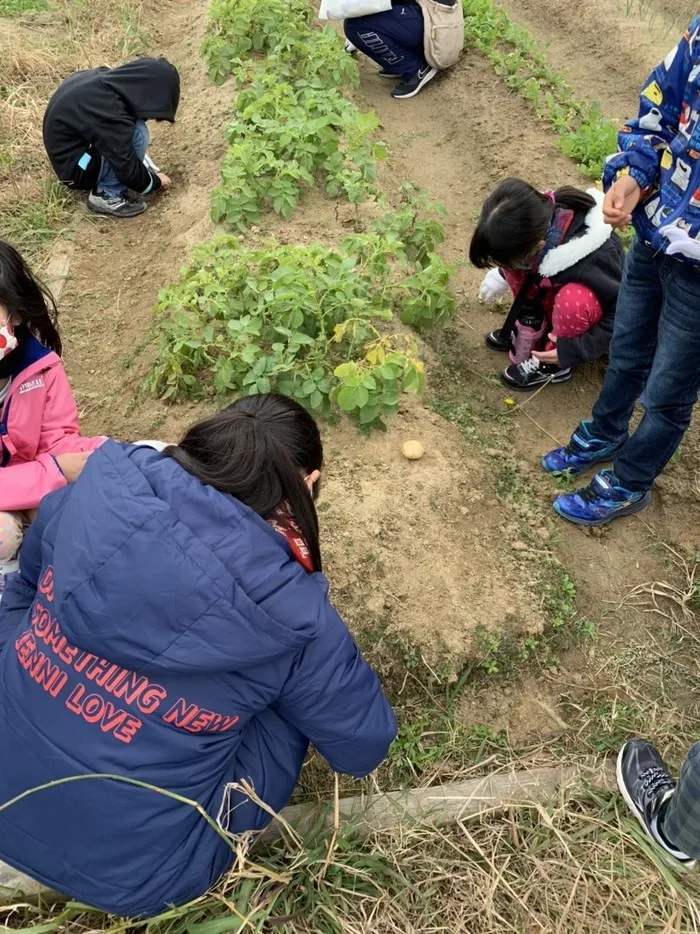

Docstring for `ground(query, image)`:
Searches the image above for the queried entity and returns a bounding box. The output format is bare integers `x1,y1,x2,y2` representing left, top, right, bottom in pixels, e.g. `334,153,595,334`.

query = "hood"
99,57,180,122
48,441,324,675
539,189,612,279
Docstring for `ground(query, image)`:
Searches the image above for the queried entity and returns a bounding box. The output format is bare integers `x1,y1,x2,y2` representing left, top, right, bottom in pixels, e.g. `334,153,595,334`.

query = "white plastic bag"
319,0,391,20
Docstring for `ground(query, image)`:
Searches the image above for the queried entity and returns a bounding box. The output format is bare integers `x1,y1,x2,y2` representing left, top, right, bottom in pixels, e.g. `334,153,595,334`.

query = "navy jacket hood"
51,442,320,672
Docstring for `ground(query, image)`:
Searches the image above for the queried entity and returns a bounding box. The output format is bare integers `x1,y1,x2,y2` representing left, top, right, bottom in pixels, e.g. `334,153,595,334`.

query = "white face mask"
0,318,18,361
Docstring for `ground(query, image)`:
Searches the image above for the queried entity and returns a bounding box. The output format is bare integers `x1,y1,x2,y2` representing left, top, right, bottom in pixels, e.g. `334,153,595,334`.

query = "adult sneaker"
553,469,651,526
617,739,696,869
501,356,572,390
391,65,437,99
88,191,147,218
542,420,625,474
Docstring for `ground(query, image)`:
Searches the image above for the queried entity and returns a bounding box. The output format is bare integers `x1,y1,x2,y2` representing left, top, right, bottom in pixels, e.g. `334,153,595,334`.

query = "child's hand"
532,334,560,366
603,176,641,229
479,268,510,304
55,451,92,483
158,173,172,189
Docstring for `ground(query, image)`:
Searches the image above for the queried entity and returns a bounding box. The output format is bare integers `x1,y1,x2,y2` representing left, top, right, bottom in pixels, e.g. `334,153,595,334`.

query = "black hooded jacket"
43,57,180,195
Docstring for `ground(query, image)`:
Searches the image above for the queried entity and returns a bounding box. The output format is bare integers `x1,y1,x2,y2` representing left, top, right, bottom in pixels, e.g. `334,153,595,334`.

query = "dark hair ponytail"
0,241,61,378
469,178,595,270
166,393,324,572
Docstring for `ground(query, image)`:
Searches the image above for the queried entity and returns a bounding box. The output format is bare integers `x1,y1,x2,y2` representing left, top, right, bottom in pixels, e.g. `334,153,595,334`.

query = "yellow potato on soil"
402,440,424,461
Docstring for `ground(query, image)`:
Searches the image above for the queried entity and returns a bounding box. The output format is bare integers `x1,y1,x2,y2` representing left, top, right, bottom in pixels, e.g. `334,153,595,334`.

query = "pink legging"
501,272,603,352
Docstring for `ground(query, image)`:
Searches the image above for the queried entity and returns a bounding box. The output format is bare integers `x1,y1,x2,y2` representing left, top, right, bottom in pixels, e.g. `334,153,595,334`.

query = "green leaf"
336,384,357,411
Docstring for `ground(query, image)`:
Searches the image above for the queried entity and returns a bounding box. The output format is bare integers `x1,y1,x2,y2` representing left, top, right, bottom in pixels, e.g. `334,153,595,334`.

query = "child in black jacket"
43,57,180,219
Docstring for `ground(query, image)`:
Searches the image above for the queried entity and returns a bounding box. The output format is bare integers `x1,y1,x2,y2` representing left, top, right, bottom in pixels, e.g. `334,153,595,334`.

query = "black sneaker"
485,328,512,352
501,356,572,390
88,191,147,218
617,739,696,868
378,69,399,78
391,65,437,99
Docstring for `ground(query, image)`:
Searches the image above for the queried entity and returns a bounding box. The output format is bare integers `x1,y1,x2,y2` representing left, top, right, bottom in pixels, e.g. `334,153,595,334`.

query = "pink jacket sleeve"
0,363,105,513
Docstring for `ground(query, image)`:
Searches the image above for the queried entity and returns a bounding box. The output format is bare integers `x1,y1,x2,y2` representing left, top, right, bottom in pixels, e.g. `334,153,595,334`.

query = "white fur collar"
538,189,612,278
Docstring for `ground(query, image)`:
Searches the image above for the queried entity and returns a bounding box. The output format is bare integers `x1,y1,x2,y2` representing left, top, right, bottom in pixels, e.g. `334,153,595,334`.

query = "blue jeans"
344,6,426,79
589,238,700,491
96,120,149,199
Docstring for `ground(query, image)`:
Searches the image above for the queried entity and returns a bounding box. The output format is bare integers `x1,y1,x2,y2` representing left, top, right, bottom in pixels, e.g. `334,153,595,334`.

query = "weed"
0,0,48,14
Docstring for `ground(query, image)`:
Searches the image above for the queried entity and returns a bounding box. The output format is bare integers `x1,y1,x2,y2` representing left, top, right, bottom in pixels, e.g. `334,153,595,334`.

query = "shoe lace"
518,357,540,376
639,766,674,799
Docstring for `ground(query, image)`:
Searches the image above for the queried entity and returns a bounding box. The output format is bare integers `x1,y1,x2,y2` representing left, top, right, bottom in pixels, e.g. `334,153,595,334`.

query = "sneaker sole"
87,203,146,219
391,68,437,99
500,369,573,391
616,744,697,870
378,72,399,79
552,490,652,526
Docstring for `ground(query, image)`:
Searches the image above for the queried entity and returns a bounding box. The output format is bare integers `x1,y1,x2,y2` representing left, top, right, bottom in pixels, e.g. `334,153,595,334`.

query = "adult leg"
612,256,700,491
344,7,426,79
96,120,151,198
659,743,700,860
589,238,664,445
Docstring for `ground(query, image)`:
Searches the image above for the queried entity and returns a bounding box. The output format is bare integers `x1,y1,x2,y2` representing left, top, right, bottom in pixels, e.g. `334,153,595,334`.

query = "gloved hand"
660,224,700,262
479,268,510,304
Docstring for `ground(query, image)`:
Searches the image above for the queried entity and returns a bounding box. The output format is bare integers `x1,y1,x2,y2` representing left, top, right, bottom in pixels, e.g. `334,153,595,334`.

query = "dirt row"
55,0,700,746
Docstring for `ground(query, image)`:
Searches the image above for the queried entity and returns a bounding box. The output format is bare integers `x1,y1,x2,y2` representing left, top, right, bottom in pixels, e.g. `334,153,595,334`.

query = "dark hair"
0,241,61,378
469,179,596,270
167,393,324,572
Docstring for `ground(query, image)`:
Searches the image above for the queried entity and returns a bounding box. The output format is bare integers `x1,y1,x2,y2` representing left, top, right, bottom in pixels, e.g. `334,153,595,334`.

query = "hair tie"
544,190,556,204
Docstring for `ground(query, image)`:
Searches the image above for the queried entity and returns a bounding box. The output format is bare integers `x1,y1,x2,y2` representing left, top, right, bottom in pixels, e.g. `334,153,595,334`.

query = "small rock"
512,541,528,552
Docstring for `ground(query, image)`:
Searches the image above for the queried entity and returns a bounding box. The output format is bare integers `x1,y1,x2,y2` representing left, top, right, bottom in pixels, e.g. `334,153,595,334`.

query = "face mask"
0,319,18,361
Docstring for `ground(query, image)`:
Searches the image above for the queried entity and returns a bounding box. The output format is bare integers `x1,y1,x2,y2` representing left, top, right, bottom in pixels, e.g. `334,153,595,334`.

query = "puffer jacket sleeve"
603,18,699,193
274,598,397,778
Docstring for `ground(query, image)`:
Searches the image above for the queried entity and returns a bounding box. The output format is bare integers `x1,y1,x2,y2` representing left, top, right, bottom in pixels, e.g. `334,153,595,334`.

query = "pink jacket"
0,342,105,513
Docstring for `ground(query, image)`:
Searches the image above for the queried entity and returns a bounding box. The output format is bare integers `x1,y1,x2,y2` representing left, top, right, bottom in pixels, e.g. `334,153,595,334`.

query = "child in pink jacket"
0,241,105,592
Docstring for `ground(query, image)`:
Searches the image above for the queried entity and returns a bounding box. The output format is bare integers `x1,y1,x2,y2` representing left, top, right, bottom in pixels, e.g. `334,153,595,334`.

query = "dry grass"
0,0,149,261
4,780,700,933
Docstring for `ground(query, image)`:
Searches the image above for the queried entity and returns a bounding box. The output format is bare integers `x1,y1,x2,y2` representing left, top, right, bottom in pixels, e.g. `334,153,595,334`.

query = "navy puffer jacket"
0,441,396,917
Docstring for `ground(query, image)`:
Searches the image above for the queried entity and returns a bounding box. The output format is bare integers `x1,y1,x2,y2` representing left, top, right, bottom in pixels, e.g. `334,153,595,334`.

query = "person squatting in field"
0,393,397,918
471,180,624,391
343,0,462,100
43,57,179,220
536,16,700,872
0,242,105,600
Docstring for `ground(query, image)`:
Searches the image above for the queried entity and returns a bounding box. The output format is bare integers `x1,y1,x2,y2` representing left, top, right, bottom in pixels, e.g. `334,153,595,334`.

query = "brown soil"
39,0,700,743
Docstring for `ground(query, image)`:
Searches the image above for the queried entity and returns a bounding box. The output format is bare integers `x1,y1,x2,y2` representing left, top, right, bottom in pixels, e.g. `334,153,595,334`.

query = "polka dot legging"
502,272,604,351
0,511,24,565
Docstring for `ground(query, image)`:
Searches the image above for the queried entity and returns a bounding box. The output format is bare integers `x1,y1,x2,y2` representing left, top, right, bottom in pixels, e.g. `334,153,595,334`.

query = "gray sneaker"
87,191,147,218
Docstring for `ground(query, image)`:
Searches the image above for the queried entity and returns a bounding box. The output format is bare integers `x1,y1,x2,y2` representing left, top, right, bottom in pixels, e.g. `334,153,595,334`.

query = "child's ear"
305,469,321,493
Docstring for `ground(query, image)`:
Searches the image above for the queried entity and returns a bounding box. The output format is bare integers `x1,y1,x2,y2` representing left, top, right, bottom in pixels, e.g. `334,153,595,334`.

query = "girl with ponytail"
0,392,395,918
470,178,624,391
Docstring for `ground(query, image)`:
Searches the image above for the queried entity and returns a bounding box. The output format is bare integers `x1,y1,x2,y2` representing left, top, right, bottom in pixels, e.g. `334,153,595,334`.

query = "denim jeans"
344,6,426,79
96,120,149,199
589,238,700,491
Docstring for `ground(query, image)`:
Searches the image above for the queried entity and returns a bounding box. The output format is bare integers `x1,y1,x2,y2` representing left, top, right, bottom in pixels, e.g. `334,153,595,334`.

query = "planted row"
203,0,385,229
150,189,455,427
462,0,619,177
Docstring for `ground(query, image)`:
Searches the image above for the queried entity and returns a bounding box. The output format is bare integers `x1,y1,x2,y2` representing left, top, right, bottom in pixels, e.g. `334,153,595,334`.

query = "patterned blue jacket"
603,17,700,265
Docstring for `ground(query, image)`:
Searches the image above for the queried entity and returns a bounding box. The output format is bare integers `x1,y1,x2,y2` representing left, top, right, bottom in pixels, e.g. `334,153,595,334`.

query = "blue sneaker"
542,421,624,475
553,470,651,526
